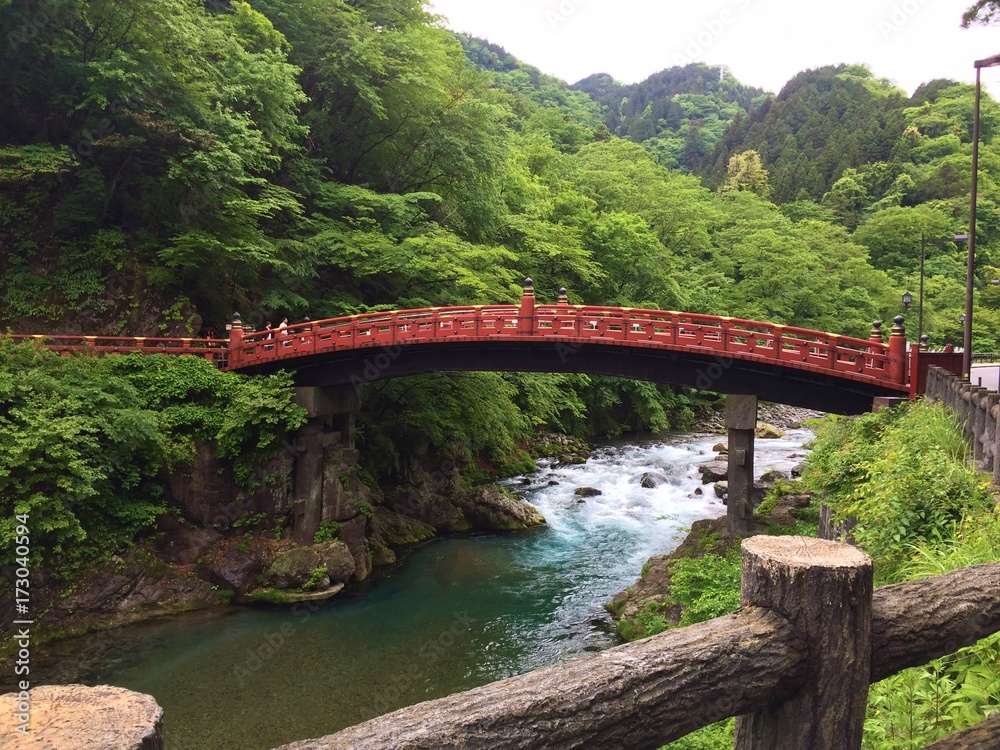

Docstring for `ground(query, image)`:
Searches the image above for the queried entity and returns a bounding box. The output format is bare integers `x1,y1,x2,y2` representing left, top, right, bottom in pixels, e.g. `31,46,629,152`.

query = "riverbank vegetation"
657,400,1000,749
0,339,305,572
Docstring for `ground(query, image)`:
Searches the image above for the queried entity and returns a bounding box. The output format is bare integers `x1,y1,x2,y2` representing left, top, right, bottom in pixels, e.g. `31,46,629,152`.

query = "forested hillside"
2,0,1000,479
573,63,768,172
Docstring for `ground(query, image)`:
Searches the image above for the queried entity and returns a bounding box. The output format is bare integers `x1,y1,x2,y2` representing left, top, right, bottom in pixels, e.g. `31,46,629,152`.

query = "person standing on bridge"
279,317,288,335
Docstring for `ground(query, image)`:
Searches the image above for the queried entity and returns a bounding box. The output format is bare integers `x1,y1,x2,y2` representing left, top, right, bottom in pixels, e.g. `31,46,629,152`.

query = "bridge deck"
228,305,906,393
8,298,914,413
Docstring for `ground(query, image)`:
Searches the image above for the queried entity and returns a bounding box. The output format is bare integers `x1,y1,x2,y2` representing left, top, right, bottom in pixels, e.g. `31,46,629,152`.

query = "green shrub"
0,340,306,573
314,521,343,543
617,601,670,641
667,549,742,627
659,718,734,749
296,566,328,593
804,402,991,582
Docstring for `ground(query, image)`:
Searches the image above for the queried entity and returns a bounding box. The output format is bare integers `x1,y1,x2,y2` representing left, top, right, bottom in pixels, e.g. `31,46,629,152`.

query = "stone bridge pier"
726,394,757,535
292,386,361,545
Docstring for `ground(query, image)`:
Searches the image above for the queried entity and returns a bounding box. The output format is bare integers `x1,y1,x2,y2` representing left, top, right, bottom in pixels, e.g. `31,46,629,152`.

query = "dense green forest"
3,0,1000,520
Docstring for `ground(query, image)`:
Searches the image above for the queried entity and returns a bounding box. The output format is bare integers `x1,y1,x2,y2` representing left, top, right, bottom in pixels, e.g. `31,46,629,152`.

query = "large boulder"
698,461,729,483
760,469,790,484
196,540,268,596
338,515,372,581
755,422,785,439
640,472,669,489
574,487,603,497
263,547,322,590
371,506,436,546
383,461,470,533
317,540,356,584
453,487,546,530
368,533,396,566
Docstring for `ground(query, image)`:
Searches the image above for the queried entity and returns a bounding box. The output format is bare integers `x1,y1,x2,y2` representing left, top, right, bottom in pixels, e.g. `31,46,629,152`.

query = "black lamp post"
902,291,913,313
966,54,1000,380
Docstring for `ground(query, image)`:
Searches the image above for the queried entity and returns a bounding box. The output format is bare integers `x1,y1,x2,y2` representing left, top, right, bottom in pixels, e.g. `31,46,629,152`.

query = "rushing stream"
20,429,813,749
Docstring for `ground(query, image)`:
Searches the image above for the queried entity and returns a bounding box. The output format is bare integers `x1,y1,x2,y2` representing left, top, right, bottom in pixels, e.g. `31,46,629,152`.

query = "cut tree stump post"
0,684,163,749
735,536,873,750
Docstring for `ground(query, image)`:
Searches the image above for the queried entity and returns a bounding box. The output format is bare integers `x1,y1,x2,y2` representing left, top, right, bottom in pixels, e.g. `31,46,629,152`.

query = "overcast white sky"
428,0,1000,96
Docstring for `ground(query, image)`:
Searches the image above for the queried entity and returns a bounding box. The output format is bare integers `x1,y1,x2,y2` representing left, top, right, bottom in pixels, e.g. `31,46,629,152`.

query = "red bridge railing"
8,334,229,366
226,282,909,391
7,282,914,392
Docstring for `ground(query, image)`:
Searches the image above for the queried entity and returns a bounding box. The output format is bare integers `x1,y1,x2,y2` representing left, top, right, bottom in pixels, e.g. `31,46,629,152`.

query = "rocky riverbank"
607,404,822,639
0,402,812,657
0,444,547,658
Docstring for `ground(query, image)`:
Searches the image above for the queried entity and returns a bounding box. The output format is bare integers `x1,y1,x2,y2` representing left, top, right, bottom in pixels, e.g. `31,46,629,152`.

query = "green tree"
720,150,772,200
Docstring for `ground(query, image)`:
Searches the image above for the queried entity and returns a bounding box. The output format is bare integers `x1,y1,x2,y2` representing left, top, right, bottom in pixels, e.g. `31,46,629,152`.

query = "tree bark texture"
735,536,873,750
277,607,808,750
923,713,1000,749
870,563,1000,681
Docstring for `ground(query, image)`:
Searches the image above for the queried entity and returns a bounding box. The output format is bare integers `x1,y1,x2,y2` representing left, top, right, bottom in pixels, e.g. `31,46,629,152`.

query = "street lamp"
902,291,913,312
966,53,1000,380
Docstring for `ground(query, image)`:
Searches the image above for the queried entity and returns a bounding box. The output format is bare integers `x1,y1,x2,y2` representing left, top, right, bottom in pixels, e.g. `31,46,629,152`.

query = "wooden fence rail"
275,537,1000,750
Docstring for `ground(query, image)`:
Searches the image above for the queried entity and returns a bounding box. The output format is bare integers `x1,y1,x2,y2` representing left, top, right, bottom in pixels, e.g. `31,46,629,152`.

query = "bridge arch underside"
235,341,906,415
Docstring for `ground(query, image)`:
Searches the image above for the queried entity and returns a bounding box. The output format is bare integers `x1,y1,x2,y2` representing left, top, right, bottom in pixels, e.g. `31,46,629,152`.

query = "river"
21,429,813,749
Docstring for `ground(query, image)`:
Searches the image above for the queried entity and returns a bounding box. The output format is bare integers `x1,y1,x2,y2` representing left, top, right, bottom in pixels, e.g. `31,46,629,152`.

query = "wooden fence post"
735,536,873,750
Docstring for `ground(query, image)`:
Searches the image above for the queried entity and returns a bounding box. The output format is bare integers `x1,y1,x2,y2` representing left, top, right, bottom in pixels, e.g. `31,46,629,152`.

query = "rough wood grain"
870,563,1000,682
275,607,808,750
922,713,1000,749
0,684,163,749
735,536,873,750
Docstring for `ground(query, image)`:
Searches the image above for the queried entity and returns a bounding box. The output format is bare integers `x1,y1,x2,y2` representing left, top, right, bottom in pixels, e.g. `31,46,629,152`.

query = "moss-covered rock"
317,541,356,584
755,422,785,439
262,547,322,590
453,487,545,531
371,507,436,546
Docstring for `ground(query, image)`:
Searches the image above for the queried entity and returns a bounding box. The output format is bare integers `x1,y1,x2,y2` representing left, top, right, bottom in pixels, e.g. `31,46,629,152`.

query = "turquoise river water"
21,430,812,749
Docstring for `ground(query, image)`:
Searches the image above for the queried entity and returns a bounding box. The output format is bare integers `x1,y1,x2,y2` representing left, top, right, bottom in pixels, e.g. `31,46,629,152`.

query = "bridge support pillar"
291,386,361,544
726,394,757,535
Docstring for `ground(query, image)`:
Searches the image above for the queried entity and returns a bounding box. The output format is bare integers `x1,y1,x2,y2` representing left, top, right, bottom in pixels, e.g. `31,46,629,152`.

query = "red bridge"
11,281,961,414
